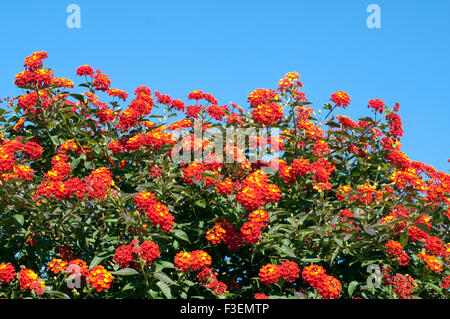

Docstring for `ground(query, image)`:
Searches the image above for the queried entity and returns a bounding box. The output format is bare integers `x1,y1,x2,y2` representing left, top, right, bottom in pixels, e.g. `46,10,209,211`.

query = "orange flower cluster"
87,265,114,292
0,139,43,180
18,269,46,295
235,170,281,210
302,265,342,299
259,261,300,285
247,89,279,107
118,86,154,130
252,102,284,126
418,251,443,273
123,128,176,152
240,209,270,244
215,177,235,195
134,191,175,232
384,240,410,266
47,258,68,274
174,250,212,272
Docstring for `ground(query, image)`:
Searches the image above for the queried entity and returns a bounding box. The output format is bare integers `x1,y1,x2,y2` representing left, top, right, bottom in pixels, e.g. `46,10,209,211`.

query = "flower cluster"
134,191,175,232
18,269,46,295
87,265,114,292
0,263,16,284
384,241,410,266
113,239,160,268
174,250,212,272
235,170,282,210
302,265,342,299
259,261,300,285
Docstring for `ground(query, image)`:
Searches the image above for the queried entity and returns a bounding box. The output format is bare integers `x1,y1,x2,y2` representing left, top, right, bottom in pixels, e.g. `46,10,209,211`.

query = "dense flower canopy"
0,51,448,299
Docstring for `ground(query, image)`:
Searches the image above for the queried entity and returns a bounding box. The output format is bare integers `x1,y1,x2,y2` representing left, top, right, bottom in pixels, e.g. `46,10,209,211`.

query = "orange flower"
87,265,114,292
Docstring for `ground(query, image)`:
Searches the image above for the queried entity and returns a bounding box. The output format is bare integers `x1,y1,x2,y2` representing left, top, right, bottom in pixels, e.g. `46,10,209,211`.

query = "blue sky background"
0,0,448,172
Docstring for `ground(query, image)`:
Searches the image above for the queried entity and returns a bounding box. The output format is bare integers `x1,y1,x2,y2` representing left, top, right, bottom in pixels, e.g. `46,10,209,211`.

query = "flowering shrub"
0,51,448,299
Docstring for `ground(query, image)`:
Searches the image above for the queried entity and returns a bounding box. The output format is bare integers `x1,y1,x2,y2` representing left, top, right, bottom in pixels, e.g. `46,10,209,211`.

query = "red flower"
0,263,16,284
93,70,111,92
76,65,95,77
368,99,385,113
259,264,280,285
330,91,351,108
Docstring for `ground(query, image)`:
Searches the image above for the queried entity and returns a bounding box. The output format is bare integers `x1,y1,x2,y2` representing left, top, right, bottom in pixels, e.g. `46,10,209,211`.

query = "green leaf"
194,199,206,208
13,214,24,226
399,232,409,248
89,252,112,269
156,281,172,299
424,283,443,294
154,272,177,285
348,281,359,297
173,229,190,243
277,246,296,258
112,268,140,276
69,93,85,103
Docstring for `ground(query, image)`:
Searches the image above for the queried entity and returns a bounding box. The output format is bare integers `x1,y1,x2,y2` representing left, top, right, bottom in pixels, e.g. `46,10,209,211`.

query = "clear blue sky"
0,0,448,172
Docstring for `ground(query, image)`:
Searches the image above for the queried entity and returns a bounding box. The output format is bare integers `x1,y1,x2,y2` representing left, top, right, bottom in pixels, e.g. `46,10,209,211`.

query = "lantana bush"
0,51,448,299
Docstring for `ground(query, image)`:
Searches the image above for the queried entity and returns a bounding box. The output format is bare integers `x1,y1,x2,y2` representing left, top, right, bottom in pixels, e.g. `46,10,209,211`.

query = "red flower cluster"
252,102,285,126
330,91,351,108
235,170,282,210
240,209,270,244
302,265,342,299
0,263,16,284
384,240,410,266
113,239,160,268
368,99,385,113
18,269,46,295
259,261,300,285
278,72,303,91
47,258,68,274
134,191,175,232
197,267,228,296
174,250,212,272
383,272,416,299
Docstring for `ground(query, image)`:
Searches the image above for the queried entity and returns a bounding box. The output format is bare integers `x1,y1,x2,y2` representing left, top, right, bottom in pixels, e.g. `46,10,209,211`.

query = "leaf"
424,282,442,294
89,252,112,269
348,281,359,297
111,268,140,276
45,290,71,299
156,281,172,299
399,232,409,248
153,272,177,285
277,246,296,258
71,157,81,170
301,257,321,263
194,199,206,208
173,229,190,243
69,93,85,103
13,214,24,226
